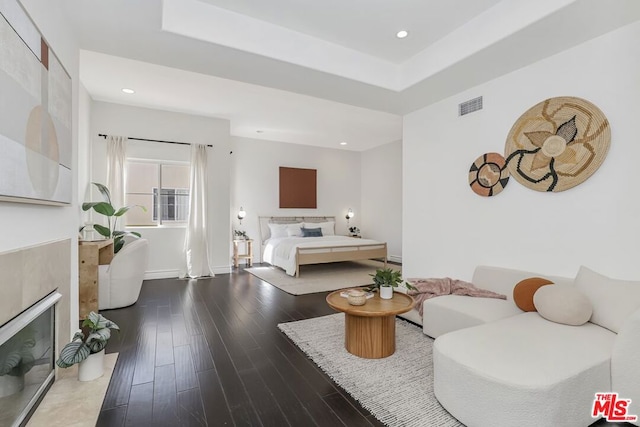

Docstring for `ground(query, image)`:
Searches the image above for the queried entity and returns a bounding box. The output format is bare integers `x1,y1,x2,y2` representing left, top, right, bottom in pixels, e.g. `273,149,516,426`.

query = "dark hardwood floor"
95,267,621,427
96,266,386,427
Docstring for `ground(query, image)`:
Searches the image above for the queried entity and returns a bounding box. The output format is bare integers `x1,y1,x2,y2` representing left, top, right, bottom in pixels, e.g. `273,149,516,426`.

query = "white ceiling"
60,0,640,151
79,50,402,152
197,0,502,63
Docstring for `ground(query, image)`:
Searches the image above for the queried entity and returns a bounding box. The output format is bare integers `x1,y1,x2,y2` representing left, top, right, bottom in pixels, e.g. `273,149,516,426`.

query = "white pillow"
533,285,592,326
285,223,304,237
307,221,335,236
575,266,640,333
267,223,289,239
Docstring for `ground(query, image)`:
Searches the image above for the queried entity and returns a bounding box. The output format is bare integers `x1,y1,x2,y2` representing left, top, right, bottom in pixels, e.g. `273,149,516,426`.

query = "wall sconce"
345,208,354,224
237,206,246,225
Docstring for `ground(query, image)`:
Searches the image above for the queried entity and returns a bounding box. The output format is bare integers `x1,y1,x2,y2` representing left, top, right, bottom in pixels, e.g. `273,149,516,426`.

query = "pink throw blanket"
407,277,507,316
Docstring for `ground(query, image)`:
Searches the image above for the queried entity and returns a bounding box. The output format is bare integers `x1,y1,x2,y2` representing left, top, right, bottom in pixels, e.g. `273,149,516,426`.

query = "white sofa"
399,265,640,427
400,266,571,337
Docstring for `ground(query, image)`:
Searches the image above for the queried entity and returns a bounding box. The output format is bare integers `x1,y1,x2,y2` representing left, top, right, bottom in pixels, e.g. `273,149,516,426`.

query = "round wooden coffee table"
326,290,415,359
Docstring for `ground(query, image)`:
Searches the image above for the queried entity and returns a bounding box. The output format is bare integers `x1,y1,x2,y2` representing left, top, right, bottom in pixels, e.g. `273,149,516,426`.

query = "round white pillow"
533,285,593,326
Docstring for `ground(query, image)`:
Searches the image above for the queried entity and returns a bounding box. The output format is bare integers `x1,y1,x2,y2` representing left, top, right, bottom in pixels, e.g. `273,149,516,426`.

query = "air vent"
459,96,483,116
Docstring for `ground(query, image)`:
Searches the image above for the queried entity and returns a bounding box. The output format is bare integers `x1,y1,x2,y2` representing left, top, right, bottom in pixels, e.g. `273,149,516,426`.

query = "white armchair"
99,238,149,310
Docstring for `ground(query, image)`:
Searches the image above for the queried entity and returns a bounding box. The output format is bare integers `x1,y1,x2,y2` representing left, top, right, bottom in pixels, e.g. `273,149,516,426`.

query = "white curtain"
183,144,214,278
106,135,127,212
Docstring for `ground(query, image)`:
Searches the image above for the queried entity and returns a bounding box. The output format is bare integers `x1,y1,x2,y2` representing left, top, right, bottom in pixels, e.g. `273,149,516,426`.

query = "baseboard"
144,265,232,280
144,270,180,280
212,265,232,275
389,255,402,264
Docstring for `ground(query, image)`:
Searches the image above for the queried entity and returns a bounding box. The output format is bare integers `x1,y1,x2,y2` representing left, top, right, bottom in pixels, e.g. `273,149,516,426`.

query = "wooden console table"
78,239,114,319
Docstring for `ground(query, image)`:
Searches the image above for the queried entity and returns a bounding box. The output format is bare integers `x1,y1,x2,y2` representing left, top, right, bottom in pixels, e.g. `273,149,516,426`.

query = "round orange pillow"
513,277,554,312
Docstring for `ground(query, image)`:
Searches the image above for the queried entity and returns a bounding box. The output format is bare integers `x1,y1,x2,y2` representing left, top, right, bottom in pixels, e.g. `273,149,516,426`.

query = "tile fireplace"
0,291,61,426
0,239,71,427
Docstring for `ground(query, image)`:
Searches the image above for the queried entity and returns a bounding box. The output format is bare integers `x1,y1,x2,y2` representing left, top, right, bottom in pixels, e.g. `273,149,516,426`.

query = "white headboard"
258,216,336,245
257,216,336,263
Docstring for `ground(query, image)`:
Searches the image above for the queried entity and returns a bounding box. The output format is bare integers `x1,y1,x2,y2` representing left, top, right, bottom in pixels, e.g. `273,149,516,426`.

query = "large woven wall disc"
504,96,610,192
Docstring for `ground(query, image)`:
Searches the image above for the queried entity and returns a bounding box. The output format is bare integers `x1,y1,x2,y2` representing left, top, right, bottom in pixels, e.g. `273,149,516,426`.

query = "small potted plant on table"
56,312,119,381
367,267,416,299
234,230,248,240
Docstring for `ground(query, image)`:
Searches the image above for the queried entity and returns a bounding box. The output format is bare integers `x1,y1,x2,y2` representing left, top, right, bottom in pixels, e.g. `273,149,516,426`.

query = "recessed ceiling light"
121,88,135,94
340,142,348,146
396,30,409,39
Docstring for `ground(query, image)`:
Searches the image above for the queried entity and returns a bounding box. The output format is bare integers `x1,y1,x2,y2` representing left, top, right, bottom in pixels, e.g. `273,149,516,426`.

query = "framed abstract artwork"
279,167,317,209
0,0,72,205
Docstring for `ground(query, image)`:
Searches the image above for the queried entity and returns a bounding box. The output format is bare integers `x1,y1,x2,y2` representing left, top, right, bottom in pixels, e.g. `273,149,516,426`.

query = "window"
152,188,189,222
125,160,190,226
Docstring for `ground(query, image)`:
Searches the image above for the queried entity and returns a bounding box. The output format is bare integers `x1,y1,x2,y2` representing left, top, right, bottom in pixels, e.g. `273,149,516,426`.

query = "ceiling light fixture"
121,88,135,94
396,30,409,39
340,142,347,146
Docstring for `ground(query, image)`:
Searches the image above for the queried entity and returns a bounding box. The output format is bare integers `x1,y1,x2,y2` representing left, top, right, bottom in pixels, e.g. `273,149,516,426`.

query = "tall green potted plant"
82,182,145,253
367,267,416,299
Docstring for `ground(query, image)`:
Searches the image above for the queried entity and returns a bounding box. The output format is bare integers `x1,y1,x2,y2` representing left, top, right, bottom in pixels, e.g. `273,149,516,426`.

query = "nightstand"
233,239,253,268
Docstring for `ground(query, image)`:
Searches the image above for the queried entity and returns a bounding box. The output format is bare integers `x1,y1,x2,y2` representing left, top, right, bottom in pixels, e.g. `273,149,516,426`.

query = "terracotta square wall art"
279,167,317,208
0,0,72,205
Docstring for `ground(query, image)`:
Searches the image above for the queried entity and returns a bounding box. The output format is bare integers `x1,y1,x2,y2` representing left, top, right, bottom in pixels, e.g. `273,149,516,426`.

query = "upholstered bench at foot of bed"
433,312,616,427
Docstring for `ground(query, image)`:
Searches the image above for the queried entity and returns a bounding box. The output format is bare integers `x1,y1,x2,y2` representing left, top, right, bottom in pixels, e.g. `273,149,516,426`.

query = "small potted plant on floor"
367,267,416,299
56,312,119,381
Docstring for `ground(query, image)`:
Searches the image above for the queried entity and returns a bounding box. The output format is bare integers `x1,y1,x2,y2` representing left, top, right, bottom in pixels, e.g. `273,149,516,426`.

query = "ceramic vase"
380,286,393,300
78,349,105,382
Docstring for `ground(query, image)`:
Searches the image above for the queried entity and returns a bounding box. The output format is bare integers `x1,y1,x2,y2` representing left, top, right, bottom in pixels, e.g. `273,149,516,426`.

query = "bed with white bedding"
259,216,387,277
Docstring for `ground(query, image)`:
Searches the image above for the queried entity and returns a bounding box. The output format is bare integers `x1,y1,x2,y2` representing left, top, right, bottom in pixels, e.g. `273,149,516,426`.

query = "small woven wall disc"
469,152,510,197
504,96,610,192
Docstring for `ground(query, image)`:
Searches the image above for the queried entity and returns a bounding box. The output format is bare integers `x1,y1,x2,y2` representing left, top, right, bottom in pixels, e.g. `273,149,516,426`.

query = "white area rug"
246,260,398,295
278,314,462,427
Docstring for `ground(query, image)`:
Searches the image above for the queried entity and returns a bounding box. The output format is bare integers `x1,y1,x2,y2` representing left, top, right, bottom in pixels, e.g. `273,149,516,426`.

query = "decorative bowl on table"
347,289,367,306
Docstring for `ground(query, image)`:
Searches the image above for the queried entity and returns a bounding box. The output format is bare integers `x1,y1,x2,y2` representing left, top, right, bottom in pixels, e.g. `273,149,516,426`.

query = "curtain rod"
98,133,212,148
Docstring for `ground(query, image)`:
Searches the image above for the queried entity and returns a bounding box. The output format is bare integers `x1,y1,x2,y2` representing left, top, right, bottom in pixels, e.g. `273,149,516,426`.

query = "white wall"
361,140,403,262
78,83,92,226
88,101,232,277
231,137,361,261
403,21,640,281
